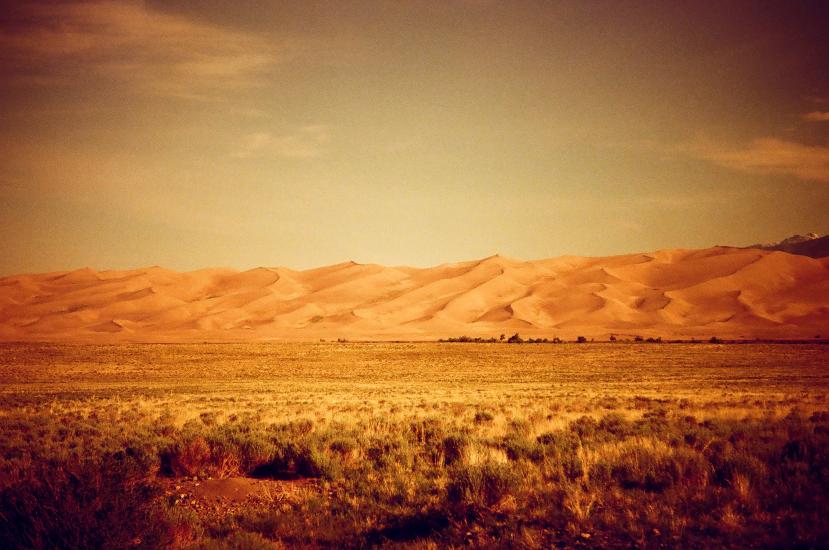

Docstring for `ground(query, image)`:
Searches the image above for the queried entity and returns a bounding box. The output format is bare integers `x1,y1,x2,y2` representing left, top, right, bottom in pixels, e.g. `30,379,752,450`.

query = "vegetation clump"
447,462,522,508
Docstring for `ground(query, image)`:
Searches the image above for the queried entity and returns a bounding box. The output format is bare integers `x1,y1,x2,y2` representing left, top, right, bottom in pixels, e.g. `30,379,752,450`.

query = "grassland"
1,342,828,548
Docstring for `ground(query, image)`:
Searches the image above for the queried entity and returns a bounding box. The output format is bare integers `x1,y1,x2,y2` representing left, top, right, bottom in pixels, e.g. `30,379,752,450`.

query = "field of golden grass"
1,343,828,548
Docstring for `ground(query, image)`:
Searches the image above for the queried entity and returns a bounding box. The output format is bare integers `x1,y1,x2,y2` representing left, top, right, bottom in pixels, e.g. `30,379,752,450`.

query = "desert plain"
1,340,829,547
1,246,829,548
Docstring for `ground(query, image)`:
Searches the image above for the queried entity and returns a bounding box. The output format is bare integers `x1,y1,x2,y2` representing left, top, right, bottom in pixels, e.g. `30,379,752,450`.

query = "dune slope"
1,247,827,341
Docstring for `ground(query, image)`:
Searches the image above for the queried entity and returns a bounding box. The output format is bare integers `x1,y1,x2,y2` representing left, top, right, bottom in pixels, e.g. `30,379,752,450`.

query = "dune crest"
1,247,827,342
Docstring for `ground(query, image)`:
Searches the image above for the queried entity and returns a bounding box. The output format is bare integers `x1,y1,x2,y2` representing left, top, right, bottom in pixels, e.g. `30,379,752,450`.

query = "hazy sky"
1,1,828,274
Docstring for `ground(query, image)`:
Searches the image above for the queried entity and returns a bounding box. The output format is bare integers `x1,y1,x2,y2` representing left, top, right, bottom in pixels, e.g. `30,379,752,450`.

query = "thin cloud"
228,106,272,119
234,126,331,159
802,111,829,122
0,1,284,101
686,137,829,183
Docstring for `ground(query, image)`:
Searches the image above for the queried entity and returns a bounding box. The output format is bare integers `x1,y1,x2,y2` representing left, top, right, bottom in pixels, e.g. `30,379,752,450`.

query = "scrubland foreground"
1,343,828,549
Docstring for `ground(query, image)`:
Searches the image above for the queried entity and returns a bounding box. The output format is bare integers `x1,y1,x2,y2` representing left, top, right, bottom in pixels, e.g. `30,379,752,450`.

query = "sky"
1,0,828,274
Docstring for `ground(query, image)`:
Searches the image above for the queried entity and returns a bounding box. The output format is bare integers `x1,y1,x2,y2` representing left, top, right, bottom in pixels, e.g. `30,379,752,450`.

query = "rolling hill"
1,246,828,342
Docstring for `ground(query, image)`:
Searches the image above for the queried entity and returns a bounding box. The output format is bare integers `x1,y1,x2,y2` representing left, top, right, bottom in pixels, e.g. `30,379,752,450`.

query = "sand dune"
1,247,828,342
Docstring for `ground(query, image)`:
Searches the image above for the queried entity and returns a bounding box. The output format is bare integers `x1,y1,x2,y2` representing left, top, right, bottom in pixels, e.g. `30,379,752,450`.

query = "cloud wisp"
0,0,283,101
686,137,829,183
234,126,331,159
802,111,829,122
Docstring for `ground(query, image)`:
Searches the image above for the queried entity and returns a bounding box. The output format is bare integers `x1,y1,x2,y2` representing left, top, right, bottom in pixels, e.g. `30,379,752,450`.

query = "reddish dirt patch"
163,476,319,522
192,477,278,503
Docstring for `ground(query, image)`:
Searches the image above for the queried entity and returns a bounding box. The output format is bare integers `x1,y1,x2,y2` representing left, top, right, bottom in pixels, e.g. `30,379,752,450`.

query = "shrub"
447,462,522,507
809,411,829,423
442,434,471,466
633,409,671,437
252,441,339,480
570,416,598,439
598,412,633,439
205,425,276,476
501,434,542,462
707,442,768,487
410,418,446,446
366,436,410,470
537,430,581,452
329,436,358,459
537,431,584,478
199,411,220,426
509,419,532,437
596,439,709,492
473,411,494,425
0,452,169,549
160,436,211,477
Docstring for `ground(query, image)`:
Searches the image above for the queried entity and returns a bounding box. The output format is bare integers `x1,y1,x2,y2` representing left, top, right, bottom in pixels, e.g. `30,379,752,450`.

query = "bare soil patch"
163,476,319,522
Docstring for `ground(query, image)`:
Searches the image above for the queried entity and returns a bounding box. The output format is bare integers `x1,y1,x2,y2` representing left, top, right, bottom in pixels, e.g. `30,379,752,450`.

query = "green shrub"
0,451,169,549
199,411,220,426
537,430,580,451
501,434,542,462
442,434,471,466
598,412,633,438
160,436,211,477
570,416,598,439
329,436,358,458
507,333,523,344
447,462,522,507
597,440,709,492
205,425,275,475
252,440,339,480
473,411,494,425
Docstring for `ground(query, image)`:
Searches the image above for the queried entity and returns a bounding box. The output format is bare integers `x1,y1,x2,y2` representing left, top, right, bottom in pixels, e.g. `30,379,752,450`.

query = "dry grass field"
1,342,828,548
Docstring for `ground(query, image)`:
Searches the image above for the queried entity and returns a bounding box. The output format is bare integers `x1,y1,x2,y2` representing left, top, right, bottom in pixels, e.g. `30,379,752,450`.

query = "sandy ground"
1,246,827,342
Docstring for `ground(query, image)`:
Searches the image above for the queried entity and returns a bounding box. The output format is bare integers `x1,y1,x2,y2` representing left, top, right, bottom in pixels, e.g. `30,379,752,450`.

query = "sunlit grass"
1,343,828,548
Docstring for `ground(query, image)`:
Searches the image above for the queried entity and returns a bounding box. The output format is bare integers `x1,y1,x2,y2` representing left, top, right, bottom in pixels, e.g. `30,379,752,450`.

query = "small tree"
576,336,587,343
499,333,505,342
609,334,617,342
507,333,523,344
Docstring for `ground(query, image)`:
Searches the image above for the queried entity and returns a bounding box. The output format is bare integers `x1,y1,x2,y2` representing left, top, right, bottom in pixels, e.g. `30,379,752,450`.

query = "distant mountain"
745,232,829,258
1,247,828,342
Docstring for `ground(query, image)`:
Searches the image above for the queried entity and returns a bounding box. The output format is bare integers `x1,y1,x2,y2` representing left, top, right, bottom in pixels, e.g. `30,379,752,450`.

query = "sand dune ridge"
1,246,827,341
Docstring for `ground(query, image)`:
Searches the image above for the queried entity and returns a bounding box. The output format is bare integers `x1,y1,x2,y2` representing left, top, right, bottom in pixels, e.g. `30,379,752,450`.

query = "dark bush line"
439,333,566,343
159,423,343,481
439,333,829,344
